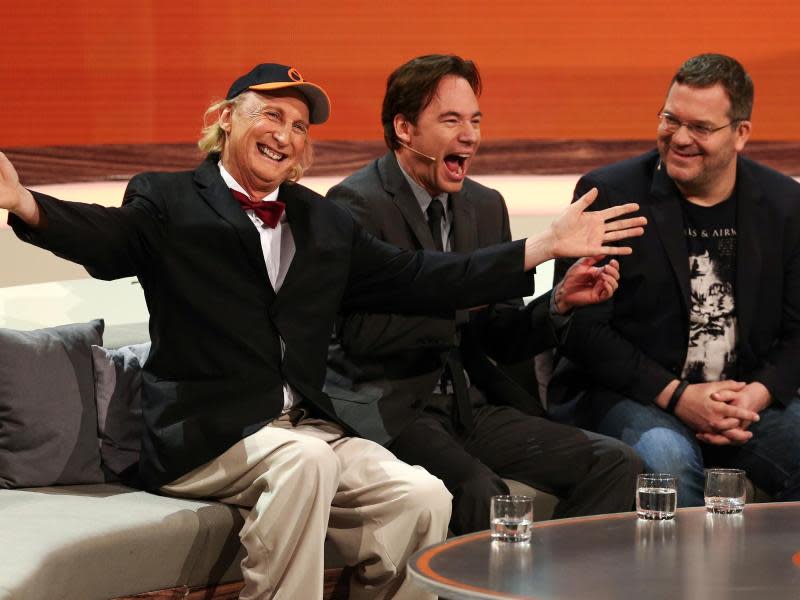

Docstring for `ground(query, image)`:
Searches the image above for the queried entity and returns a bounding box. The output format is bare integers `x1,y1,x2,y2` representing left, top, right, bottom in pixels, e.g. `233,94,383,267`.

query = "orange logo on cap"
288,68,304,82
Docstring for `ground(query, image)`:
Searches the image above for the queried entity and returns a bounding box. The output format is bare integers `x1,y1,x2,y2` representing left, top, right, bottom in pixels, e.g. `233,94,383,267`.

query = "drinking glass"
704,468,746,514
490,495,534,542
636,473,677,520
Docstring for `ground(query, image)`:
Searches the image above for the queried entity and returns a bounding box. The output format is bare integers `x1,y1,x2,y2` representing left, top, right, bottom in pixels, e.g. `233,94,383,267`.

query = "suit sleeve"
10,174,164,280
554,176,676,402
330,182,457,357
749,198,800,406
471,194,560,363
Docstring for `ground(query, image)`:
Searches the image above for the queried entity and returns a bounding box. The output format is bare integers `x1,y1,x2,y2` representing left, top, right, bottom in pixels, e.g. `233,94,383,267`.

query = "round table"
408,502,800,599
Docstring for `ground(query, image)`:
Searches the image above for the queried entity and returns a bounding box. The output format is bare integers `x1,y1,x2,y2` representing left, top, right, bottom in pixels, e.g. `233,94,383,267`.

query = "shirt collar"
218,161,280,203
394,153,448,215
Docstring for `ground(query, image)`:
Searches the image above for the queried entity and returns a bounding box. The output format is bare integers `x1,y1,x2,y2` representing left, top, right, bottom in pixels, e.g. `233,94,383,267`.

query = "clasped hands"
669,380,771,445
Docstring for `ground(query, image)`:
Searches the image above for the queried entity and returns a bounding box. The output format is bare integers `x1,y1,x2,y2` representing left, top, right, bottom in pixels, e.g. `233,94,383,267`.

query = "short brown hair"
671,53,754,121
381,54,482,150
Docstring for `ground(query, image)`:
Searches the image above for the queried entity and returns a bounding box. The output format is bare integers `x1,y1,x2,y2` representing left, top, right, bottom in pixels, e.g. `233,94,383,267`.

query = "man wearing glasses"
549,53,800,506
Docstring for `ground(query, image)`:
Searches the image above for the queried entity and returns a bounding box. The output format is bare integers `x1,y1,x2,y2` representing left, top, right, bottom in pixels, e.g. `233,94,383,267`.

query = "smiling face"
657,82,750,203
394,75,482,196
219,89,310,198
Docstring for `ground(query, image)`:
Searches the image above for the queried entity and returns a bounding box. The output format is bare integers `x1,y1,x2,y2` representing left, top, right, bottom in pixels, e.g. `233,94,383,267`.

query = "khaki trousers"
161,411,451,599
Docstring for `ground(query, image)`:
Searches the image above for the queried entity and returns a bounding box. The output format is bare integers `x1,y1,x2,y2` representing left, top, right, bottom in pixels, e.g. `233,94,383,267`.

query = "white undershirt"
219,163,298,410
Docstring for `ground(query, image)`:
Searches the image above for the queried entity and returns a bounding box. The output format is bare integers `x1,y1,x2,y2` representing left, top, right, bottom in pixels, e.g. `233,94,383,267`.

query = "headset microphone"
397,140,437,162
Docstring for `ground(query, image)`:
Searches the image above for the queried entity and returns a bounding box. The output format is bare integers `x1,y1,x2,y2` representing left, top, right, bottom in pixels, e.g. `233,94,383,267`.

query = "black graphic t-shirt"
680,194,738,383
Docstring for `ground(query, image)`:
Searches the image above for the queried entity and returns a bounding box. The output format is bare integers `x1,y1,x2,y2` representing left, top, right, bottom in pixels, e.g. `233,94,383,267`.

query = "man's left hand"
695,381,772,446
523,188,646,270
553,256,619,314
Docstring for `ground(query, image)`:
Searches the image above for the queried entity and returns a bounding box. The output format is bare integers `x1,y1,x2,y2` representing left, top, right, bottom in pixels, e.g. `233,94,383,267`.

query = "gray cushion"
92,343,151,477
0,320,104,488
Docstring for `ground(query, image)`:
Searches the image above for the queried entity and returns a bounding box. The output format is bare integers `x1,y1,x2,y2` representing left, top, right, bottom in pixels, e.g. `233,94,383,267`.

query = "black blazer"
325,152,558,445
548,149,800,423
11,155,534,489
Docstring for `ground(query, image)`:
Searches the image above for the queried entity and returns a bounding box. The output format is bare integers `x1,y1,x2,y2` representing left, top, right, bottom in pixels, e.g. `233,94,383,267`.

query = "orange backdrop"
3,0,800,146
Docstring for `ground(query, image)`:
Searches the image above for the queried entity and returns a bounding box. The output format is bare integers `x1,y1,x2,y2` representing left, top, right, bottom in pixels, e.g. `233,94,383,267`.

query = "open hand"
549,188,646,258
0,151,38,225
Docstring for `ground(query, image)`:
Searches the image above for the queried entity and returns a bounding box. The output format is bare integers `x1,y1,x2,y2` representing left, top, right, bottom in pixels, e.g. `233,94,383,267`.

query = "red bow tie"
230,189,286,229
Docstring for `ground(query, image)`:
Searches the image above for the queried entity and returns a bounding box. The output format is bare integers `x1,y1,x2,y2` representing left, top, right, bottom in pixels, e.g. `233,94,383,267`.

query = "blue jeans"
586,392,800,507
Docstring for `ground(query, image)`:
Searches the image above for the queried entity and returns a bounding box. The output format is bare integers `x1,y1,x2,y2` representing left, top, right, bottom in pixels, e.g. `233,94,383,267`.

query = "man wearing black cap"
0,63,645,599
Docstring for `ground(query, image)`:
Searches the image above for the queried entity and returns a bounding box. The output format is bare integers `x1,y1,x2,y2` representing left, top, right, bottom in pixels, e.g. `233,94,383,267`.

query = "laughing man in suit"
549,53,800,506
326,54,644,535
0,63,645,599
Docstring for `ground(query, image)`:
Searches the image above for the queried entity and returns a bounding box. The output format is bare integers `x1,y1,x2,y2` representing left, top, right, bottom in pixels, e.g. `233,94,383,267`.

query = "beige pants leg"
161,413,450,600
299,418,451,600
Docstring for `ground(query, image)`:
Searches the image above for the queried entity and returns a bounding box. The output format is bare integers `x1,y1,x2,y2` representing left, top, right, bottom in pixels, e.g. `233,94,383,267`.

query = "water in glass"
637,486,677,520
491,517,533,542
705,496,744,514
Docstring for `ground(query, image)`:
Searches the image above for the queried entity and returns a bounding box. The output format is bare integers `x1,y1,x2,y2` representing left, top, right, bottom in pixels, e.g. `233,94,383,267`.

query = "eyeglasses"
657,111,740,141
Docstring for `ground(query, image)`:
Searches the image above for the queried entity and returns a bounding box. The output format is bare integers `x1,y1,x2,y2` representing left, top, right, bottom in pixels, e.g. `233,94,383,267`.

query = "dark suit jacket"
325,152,558,445
10,154,535,489
548,149,800,423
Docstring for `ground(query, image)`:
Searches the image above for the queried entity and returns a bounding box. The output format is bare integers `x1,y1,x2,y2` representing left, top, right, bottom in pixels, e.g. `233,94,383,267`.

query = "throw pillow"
0,320,105,488
92,343,150,477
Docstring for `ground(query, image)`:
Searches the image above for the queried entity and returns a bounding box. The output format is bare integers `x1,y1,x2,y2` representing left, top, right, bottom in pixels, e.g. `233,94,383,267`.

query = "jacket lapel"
733,159,763,344
379,153,438,250
275,182,305,294
451,186,478,252
649,160,691,314
193,156,274,294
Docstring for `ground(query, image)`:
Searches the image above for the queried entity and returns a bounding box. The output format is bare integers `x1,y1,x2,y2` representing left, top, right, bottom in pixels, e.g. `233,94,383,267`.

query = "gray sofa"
0,278,557,600
0,313,250,600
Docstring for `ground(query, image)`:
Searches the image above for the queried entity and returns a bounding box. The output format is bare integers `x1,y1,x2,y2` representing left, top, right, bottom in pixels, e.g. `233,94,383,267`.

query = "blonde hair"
197,92,314,183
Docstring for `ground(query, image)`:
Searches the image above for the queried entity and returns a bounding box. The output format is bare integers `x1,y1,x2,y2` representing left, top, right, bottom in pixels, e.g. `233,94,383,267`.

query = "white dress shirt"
397,162,452,251
219,163,298,410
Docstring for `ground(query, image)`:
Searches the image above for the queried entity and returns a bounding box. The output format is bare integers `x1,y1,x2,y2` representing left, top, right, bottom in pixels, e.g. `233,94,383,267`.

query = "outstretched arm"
0,152,40,226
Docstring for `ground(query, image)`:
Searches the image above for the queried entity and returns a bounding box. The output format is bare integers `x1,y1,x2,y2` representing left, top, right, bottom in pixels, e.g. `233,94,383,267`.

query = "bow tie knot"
230,189,285,229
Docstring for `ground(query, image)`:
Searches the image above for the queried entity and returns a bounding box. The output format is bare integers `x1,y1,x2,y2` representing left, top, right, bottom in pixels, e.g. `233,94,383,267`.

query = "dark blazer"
11,154,534,489
548,149,800,423
325,152,558,445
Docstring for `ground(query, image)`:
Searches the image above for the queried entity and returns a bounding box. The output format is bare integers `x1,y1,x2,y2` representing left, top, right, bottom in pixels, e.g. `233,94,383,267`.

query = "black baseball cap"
226,63,331,124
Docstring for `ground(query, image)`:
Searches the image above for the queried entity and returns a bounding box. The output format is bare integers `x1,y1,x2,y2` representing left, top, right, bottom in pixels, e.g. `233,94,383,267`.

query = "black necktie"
426,198,445,251
426,197,473,431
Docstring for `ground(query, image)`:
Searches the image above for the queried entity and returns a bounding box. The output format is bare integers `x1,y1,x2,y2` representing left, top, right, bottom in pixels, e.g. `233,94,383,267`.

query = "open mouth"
257,143,286,161
443,153,470,177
